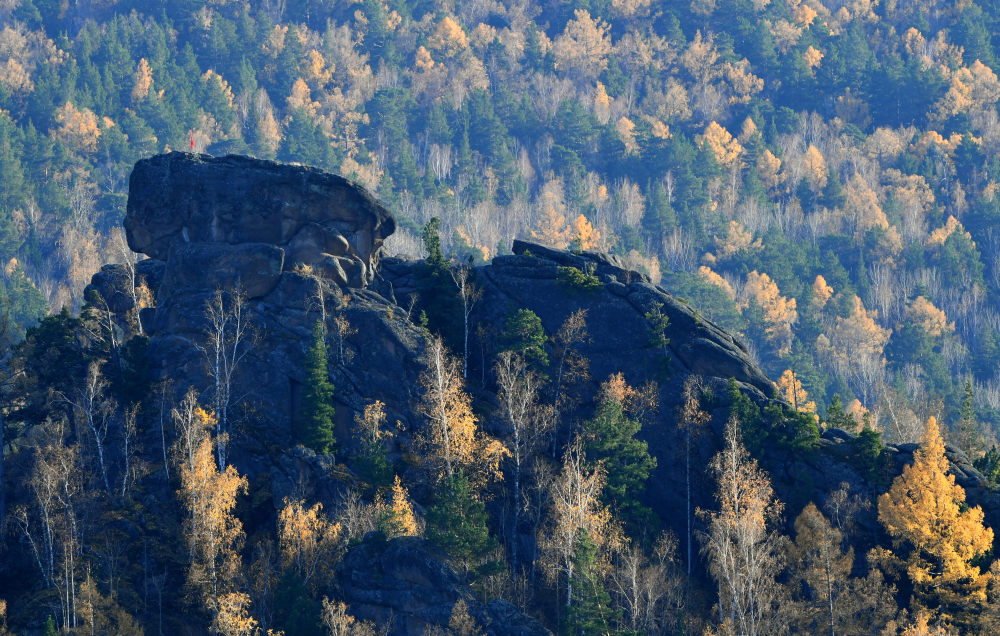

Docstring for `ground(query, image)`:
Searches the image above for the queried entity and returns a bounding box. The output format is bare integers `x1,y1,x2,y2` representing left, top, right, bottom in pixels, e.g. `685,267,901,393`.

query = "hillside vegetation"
3,0,1000,633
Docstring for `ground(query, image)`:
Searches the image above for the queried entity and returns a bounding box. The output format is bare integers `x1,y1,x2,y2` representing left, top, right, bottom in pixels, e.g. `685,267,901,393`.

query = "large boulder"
125,152,394,287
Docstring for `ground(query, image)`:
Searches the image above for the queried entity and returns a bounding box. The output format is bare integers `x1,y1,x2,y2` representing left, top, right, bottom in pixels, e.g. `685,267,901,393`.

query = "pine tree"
501,308,549,367
877,417,994,628
298,321,336,454
583,397,657,530
561,527,618,636
426,471,500,582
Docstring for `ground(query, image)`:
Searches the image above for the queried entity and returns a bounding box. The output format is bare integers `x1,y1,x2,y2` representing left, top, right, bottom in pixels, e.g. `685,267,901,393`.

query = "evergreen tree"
583,398,657,530
501,308,548,367
561,527,618,636
297,321,336,454
426,471,500,582
825,394,858,432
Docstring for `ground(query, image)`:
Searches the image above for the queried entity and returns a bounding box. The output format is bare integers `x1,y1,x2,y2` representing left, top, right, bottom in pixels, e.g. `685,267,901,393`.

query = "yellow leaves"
340,155,382,192
305,49,333,85
530,181,573,249
212,592,259,636
448,599,484,636
429,16,469,57
803,144,827,185
354,400,389,448
616,115,639,153
552,9,612,80
714,220,762,258
132,58,153,103
926,215,973,247
934,60,1000,121
592,82,611,124
803,45,823,69
738,116,758,142
415,45,435,72
389,475,419,537
831,295,891,363
287,78,318,117
774,369,817,414
792,1,818,25
52,102,101,152
743,271,798,355
418,337,508,487
906,296,955,337
203,69,235,107
699,121,743,167
680,30,718,78
843,173,889,234
278,498,343,587
878,417,994,607
812,274,833,310
722,60,764,103
0,58,33,94
321,597,376,636
573,214,602,250
699,266,737,300
757,149,782,189
264,24,288,57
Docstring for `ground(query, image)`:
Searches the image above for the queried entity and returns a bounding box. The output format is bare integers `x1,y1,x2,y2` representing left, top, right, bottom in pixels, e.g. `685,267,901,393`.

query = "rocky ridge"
84,153,1000,634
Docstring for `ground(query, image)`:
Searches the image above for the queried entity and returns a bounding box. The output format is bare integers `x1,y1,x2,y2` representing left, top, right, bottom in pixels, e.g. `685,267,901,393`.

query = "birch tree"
494,350,552,572
698,416,786,636
202,286,255,469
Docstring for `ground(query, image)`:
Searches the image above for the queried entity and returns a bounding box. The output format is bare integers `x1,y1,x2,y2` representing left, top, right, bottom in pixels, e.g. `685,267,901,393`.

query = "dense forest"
4,0,1000,633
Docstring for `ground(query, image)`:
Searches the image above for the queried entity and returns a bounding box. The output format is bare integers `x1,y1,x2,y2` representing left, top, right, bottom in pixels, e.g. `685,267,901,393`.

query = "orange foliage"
52,102,101,152
878,417,994,613
700,121,743,167
906,297,955,337
774,369,817,414
743,270,798,355
812,274,833,310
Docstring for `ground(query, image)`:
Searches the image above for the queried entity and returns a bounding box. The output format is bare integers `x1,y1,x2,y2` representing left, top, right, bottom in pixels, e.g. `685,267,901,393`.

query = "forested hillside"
4,0,1000,633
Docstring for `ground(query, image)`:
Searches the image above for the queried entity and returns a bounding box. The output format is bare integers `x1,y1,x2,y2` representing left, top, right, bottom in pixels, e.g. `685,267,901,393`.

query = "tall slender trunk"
686,426,692,576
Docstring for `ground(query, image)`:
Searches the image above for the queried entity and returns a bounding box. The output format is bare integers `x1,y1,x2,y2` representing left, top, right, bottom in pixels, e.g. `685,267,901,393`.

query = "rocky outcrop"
125,153,395,288
335,537,548,636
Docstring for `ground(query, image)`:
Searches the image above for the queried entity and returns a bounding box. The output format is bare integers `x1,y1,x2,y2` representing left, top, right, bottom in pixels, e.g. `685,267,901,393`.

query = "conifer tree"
561,527,618,636
426,470,500,582
877,417,994,628
298,321,336,454
501,308,549,367
583,392,656,530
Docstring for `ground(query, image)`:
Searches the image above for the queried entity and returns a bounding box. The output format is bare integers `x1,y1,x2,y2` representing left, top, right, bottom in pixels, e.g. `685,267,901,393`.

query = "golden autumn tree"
131,58,153,103
552,9,612,81
823,295,891,407
172,392,248,608
906,297,955,337
572,214,602,250
321,597,376,636
700,121,743,168
417,336,507,487
277,498,343,589
774,369,816,415
698,416,786,636
811,274,833,311
743,270,798,355
387,475,419,537
877,417,994,628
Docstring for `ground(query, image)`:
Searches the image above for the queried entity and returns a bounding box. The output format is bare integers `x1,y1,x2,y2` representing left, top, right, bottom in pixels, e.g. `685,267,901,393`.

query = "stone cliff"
85,153,1000,634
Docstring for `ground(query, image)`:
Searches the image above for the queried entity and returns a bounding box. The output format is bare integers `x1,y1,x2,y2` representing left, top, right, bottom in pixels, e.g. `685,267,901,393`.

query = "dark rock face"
89,153,1000,635
335,537,548,636
125,153,395,288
